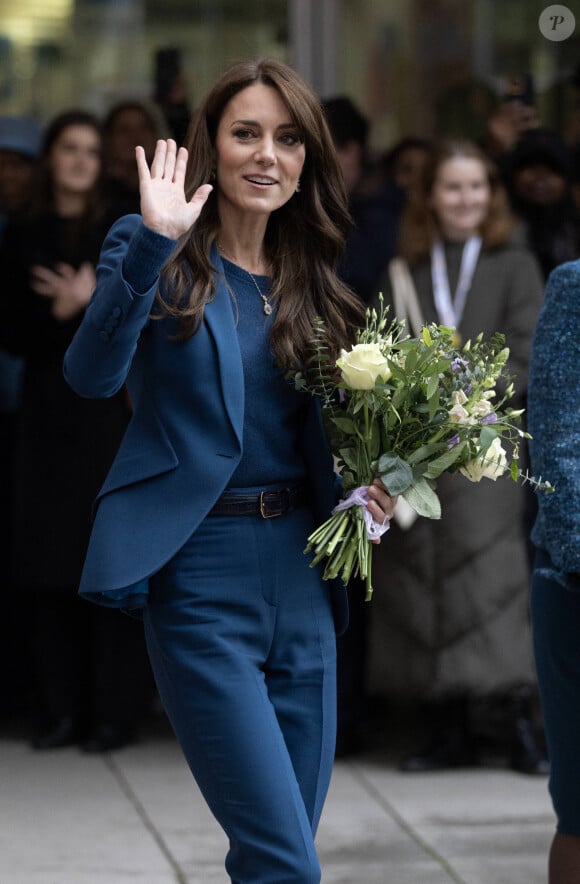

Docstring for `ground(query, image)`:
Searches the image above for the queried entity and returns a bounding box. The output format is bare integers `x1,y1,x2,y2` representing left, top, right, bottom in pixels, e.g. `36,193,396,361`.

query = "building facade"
0,0,578,154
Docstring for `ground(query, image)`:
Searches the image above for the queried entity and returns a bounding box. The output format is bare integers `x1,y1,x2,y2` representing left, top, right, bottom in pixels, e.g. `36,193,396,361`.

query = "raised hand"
31,261,96,321
136,139,213,240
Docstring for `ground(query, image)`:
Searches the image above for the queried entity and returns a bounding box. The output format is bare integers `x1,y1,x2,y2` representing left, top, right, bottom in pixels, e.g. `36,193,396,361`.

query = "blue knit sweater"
221,257,308,489
528,259,580,589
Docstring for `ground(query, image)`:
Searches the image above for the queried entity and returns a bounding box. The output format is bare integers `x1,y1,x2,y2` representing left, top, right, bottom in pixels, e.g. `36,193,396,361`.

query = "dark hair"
102,100,160,136
159,57,363,370
321,96,369,149
33,109,105,224
399,138,517,263
382,137,432,176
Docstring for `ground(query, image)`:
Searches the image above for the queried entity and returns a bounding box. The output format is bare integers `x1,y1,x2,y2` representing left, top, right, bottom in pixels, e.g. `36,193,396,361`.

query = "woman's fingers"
135,145,152,187
173,146,189,184
149,139,168,179
366,479,398,521
188,183,213,213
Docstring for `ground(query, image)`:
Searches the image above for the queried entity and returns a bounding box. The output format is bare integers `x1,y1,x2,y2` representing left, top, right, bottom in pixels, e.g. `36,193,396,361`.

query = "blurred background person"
322,95,404,756
102,99,163,216
482,73,539,164
0,115,42,730
0,109,151,751
152,47,192,145
381,136,432,197
502,128,580,280
322,96,405,308
368,139,547,774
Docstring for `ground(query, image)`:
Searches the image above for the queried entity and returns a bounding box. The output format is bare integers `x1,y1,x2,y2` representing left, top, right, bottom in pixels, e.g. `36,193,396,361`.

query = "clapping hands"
31,261,96,321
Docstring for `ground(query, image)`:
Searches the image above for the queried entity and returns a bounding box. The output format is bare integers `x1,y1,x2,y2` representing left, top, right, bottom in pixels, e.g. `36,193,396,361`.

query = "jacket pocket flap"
96,409,178,499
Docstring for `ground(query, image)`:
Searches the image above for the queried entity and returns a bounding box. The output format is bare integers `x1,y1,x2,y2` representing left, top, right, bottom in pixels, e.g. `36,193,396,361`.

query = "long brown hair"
399,138,517,264
157,57,363,370
32,109,106,225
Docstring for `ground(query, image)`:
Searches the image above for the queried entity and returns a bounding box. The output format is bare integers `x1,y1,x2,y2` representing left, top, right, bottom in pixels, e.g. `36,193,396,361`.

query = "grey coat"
367,241,544,698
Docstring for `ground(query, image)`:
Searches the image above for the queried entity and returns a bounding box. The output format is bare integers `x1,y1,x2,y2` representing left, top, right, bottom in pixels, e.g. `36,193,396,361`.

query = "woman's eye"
279,133,301,146
233,128,255,140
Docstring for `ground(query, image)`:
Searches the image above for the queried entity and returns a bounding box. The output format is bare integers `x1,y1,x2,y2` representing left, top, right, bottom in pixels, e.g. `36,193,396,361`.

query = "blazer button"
112,306,122,318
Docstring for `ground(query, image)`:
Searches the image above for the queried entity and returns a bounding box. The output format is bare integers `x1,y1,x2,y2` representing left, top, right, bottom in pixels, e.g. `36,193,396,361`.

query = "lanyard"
431,236,482,329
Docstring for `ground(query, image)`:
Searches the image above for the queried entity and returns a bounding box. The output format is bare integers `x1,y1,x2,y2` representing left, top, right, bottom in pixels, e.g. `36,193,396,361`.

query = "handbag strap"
387,257,425,337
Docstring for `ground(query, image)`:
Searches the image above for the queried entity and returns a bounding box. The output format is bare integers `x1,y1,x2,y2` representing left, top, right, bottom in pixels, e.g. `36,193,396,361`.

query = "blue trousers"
143,504,337,883
531,550,580,835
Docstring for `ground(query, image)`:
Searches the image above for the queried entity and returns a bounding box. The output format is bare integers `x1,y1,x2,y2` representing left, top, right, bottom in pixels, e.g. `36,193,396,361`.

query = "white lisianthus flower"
459,436,508,482
452,390,468,405
470,399,492,418
336,343,391,390
449,403,473,424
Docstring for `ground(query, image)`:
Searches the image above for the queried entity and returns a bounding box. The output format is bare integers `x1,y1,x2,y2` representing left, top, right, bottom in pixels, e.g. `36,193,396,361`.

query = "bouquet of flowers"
292,297,553,600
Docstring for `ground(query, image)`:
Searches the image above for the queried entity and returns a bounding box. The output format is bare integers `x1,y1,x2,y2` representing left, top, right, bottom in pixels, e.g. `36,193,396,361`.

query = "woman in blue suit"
64,58,394,883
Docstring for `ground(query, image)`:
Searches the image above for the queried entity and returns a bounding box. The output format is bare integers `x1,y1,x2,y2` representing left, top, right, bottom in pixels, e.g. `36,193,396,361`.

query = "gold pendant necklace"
217,242,274,315
247,272,274,315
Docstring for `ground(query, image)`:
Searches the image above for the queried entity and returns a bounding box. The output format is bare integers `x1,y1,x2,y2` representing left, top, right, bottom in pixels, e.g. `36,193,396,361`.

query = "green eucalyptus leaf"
422,442,467,478
331,416,357,434
478,425,498,453
403,477,442,519
339,447,359,471
426,374,439,400
377,453,414,495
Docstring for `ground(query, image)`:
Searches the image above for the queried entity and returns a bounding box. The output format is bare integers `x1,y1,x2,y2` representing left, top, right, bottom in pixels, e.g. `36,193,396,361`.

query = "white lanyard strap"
431,236,482,328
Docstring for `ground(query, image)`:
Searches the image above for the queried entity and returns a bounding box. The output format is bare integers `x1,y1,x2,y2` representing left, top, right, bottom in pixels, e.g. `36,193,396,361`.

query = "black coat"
0,212,129,589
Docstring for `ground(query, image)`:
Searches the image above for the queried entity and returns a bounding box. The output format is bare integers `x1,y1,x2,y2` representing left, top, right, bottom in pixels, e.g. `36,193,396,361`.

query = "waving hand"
136,139,212,240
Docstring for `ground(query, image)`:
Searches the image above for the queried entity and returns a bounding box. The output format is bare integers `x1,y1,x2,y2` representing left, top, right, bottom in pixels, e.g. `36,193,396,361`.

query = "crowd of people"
1,57,579,880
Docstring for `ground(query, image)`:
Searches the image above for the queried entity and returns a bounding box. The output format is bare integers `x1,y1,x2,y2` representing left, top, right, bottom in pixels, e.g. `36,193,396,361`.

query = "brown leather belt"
207,485,309,519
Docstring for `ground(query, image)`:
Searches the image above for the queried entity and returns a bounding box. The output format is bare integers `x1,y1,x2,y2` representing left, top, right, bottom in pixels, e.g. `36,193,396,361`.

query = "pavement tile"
0,734,558,884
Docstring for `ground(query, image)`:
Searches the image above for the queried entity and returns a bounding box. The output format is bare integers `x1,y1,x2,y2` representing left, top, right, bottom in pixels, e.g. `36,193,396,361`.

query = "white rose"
459,436,508,482
336,343,391,390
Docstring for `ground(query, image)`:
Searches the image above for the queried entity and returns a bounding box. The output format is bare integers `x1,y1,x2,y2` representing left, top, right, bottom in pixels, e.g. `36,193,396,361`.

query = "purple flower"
451,357,468,374
482,412,498,425
447,433,461,448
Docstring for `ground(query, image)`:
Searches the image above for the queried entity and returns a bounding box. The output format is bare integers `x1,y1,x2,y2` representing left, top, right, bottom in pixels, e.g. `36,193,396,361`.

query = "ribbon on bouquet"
332,486,391,541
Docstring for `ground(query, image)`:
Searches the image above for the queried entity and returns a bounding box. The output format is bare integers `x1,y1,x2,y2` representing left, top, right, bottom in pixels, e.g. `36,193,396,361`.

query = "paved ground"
0,717,555,884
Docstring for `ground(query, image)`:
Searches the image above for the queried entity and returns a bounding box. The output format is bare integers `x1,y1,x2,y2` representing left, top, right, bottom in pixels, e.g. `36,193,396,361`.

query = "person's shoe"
31,716,81,750
400,731,479,772
509,717,550,775
81,725,135,753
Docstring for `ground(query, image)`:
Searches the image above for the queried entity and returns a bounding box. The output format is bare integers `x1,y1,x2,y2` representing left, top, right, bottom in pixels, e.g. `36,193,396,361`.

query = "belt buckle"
259,489,287,519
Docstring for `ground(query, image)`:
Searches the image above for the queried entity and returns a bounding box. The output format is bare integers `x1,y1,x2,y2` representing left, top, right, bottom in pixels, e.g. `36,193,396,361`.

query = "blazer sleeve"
63,214,176,398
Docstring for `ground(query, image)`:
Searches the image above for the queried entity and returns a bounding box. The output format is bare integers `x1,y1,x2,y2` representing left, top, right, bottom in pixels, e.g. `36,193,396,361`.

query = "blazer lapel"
204,246,244,448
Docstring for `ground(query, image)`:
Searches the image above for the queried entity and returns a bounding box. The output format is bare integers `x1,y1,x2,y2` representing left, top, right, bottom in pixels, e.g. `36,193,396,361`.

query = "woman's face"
430,156,491,240
214,82,306,220
49,124,101,196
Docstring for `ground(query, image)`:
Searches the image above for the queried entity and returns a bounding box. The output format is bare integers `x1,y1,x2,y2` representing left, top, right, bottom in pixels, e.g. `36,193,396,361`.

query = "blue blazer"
64,215,348,634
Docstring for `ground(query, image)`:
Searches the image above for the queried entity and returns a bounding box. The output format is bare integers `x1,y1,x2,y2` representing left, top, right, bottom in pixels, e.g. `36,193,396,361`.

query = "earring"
295,179,301,193
210,169,216,181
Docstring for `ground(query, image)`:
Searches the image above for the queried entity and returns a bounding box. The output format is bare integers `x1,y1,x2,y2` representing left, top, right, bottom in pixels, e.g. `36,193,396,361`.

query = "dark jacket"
0,212,129,589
